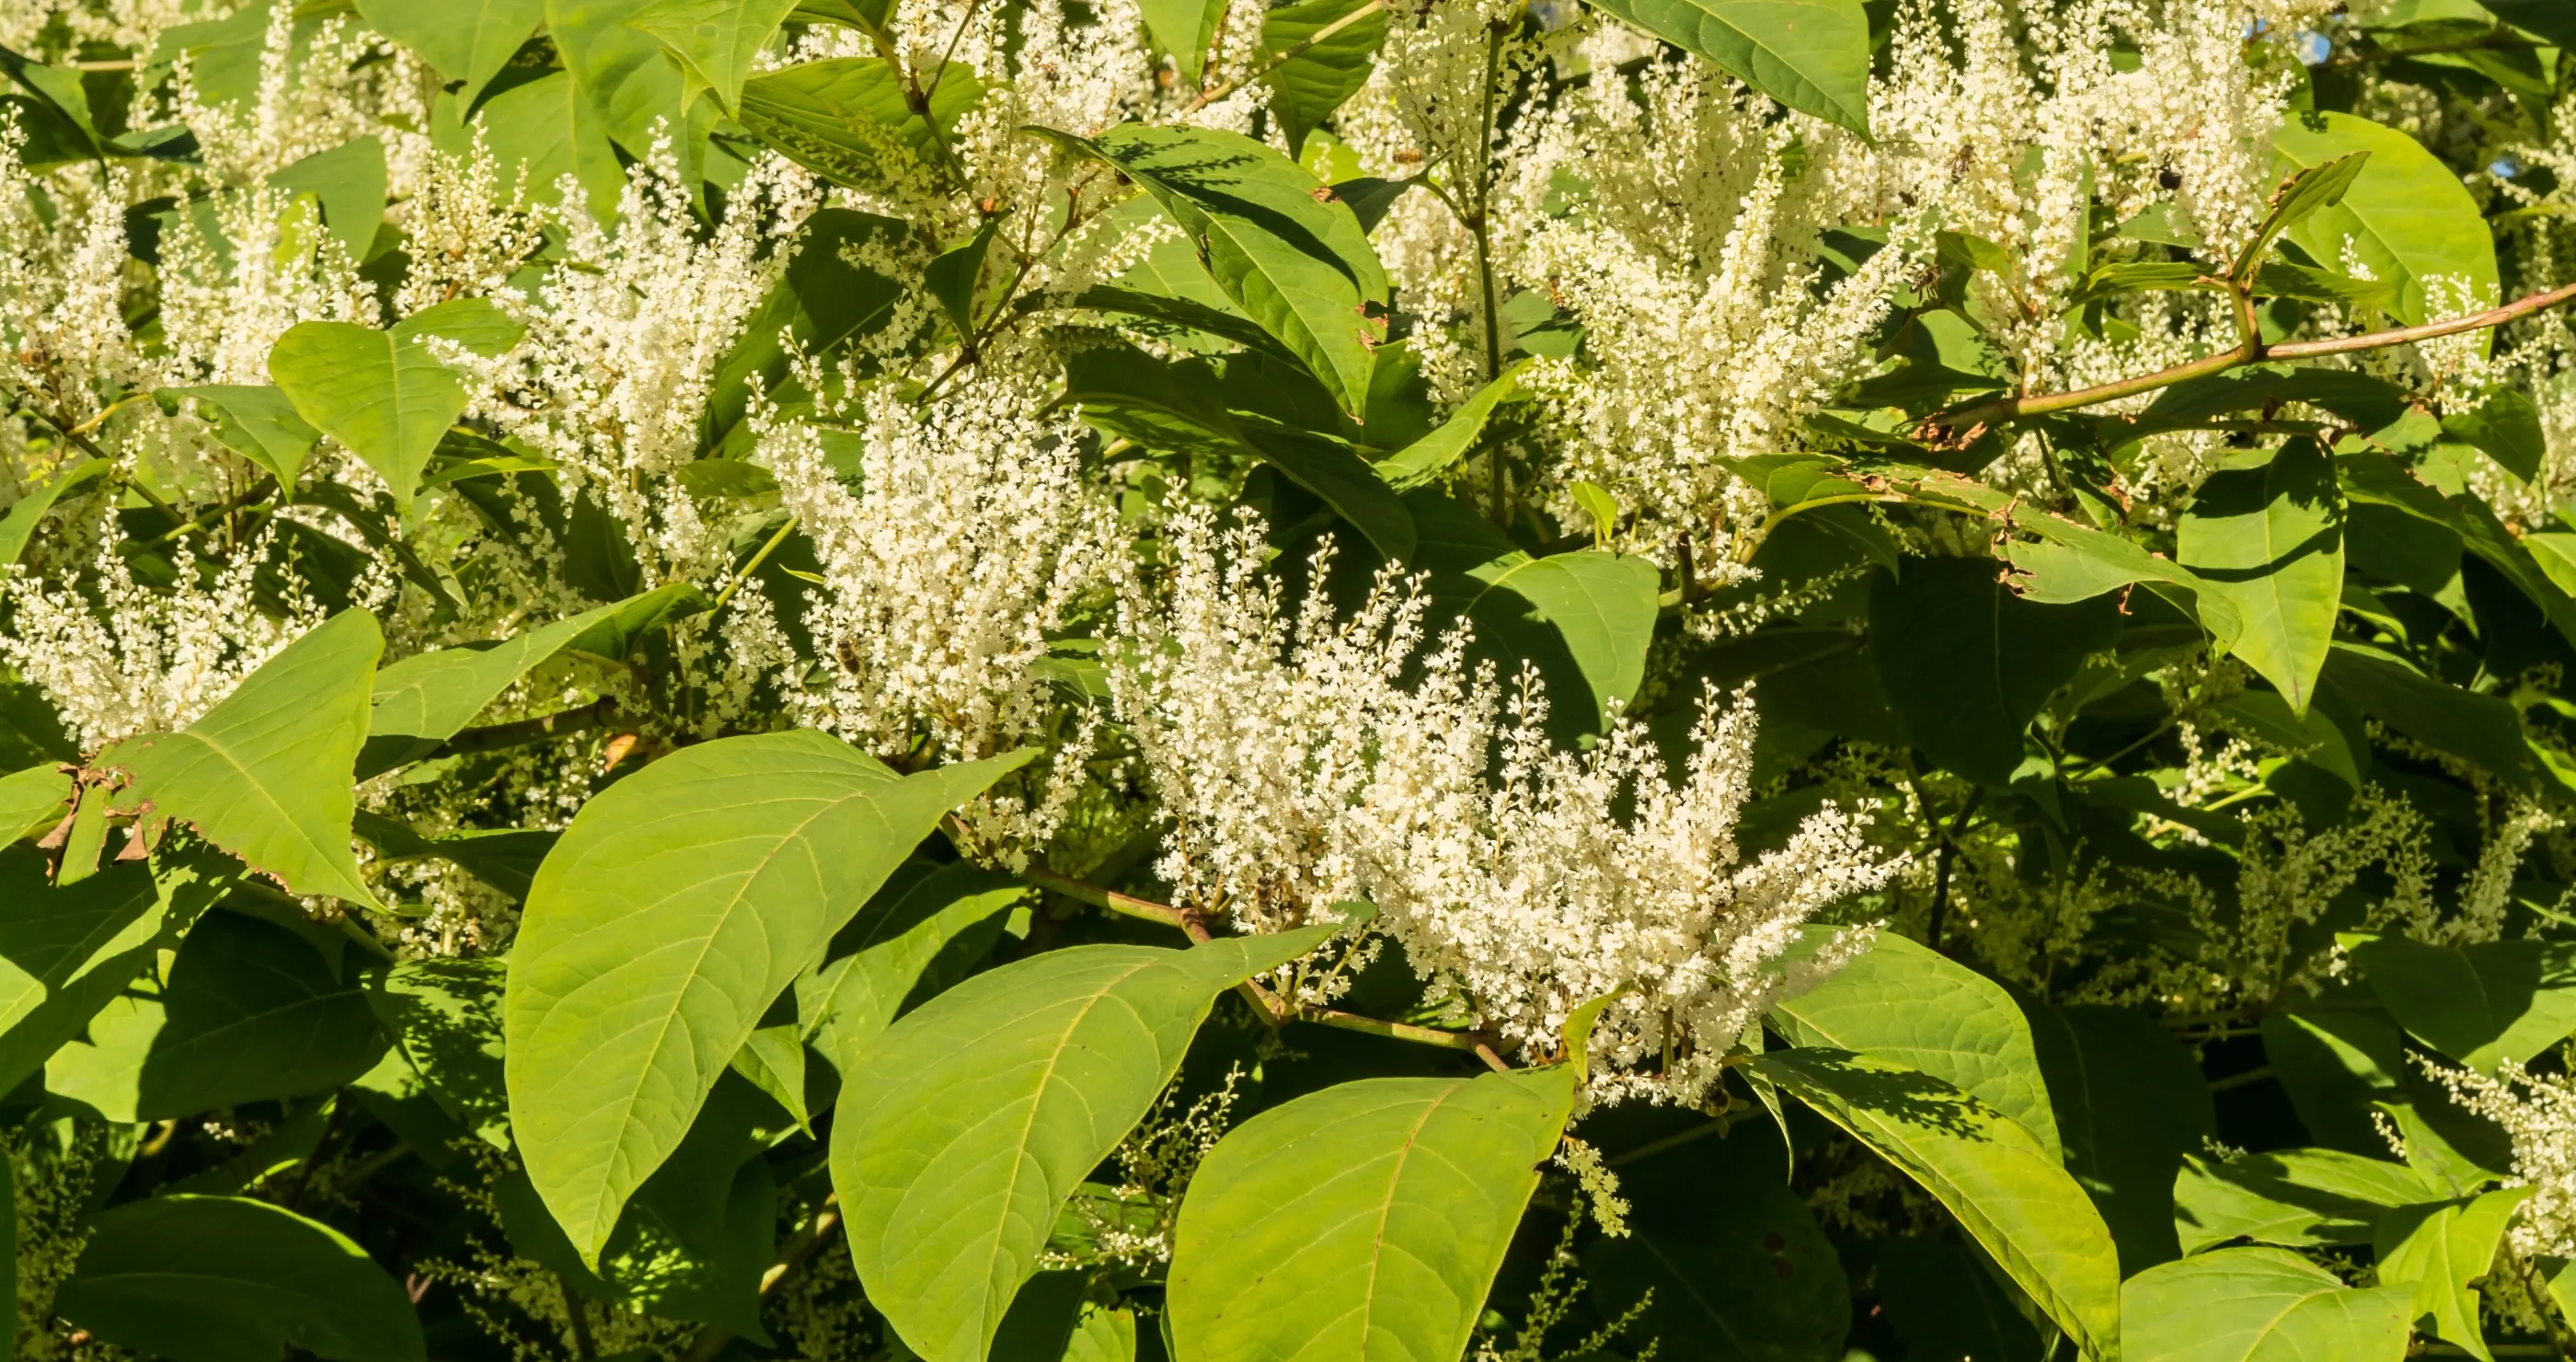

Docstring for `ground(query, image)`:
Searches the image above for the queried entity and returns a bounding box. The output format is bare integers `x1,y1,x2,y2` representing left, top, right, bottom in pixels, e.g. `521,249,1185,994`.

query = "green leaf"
363,594,650,776
1167,1066,1579,1362
1752,1048,2121,1362
2441,391,2546,482
2027,1001,2214,1272
1869,555,2121,786
2352,936,2576,1073
1586,1160,1849,1362
2122,1247,2412,1362
0,762,67,844
2375,1188,2531,1361
162,386,322,486
2319,642,2537,788
794,860,1024,1078
1773,932,2062,1159
2237,151,2370,278
0,848,214,1095
736,57,979,191
2173,1148,2439,1252
1259,0,1389,156
1580,0,1872,134
548,0,705,165
0,458,108,567
1141,0,1228,83
134,908,385,1117
1084,124,1389,414
58,1195,426,1362
2211,688,2360,790
451,68,628,215
353,0,544,101
926,215,1001,336
626,0,801,115
2476,0,2576,46
2249,260,2394,310
268,135,387,263
101,610,384,909
1466,550,1662,734
507,733,1031,1264
2178,440,2344,712
1374,361,1528,490
368,957,508,1147
269,303,526,516
834,929,1340,1362
2272,111,2499,334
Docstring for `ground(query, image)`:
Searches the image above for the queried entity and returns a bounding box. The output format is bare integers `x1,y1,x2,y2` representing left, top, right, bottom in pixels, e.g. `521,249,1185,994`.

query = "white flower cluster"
1113,510,1903,1100
0,525,326,748
2431,1060,2576,1263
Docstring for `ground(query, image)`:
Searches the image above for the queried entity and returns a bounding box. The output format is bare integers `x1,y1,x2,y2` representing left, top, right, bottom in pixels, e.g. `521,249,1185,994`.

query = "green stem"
709,516,800,614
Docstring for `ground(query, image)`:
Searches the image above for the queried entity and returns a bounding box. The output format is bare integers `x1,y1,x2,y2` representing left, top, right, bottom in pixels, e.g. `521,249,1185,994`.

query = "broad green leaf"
450,69,628,216
2351,936,2576,1072
363,594,646,776
2320,642,2537,788
162,386,321,486
834,929,1340,1362
626,0,802,115
0,761,67,843
1086,124,1388,414
1066,1303,1140,1362
101,610,384,909
2237,151,2369,276
2476,0,2576,46
0,847,215,1095
736,57,980,191
2249,260,2394,310
2027,1002,2214,1273
2442,390,2546,482
559,580,714,660
2122,1247,2411,1362
1374,361,1528,490
549,0,705,164
2375,1187,2531,1361
728,1022,808,1129
2173,1148,2440,1252
269,135,386,262
794,860,1025,1077
507,733,1030,1263
1773,932,2062,1158
2262,1010,2408,1156
353,0,545,101
57,1195,427,1362
1580,0,1872,133
368,957,508,1147
705,207,909,442
1877,1239,2042,1362
1753,1048,2121,1361
1869,555,2121,786
494,1076,781,1340
1259,0,1388,156
925,215,1000,336
2212,688,2360,790
1064,345,1418,560
2273,111,2499,335
1462,550,1662,734
0,458,108,566
1167,1066,1578,1362
1586,1154,1849,1362
132,908,385,1118
2133,364,2408,439
1142,0,1229,83
270,303,525,515
2178,441,2343,713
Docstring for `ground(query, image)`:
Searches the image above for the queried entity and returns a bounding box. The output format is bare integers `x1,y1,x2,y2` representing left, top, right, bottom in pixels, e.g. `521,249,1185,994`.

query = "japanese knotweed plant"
4,0,2576,1360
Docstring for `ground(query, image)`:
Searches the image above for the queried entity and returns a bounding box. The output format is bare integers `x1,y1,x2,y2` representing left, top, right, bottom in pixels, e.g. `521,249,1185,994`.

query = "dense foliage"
4,0,2576,1358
